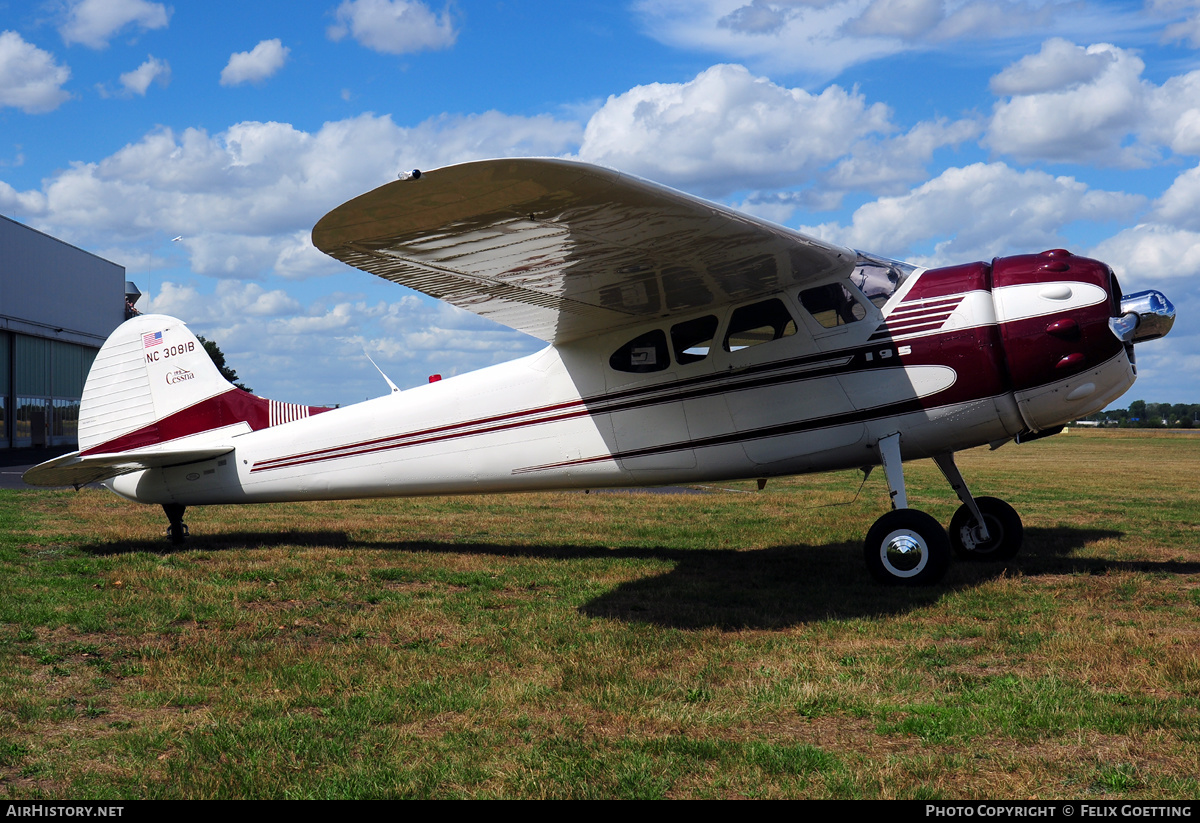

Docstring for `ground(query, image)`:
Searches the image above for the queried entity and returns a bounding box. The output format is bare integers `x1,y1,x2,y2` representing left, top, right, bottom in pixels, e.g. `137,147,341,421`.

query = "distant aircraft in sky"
25,159,1176,585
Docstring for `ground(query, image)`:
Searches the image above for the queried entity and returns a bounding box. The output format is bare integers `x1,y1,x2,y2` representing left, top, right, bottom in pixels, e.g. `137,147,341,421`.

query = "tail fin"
24,314,330,487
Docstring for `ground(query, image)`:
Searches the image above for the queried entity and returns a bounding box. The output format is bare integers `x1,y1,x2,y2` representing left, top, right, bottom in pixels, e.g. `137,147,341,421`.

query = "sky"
2,0,1199,407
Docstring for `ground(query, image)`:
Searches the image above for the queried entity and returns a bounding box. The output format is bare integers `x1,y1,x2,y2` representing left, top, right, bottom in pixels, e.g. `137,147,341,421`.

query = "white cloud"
989,37,1115,95
327,0,457,54
1090,223,1200,284
802,162,1143,264
9,110,579,281
60,0,170,49
1087,160,1200,286
636,0,1077,77
0,180,48,217
928,1,1053,42
180,234,281,278
150,280,303,320
723,116,983,224
577,63,977,205
1158,0,1200,47
1164,15,1200,47
274,231,343,279
637,0,898,77
844,0,944,39
119,54,169,95
825,116,983,194
139,281,543,404
1143,69,1200,156
220,39,290,87
986,39,1200,167
986,42,1152,165
0,31,71,113
578,63,893,196
716,0,791,35
1150,163,1200,229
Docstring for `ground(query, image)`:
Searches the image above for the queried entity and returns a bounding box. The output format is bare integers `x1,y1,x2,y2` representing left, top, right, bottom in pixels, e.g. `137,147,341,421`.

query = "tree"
196,335,252,393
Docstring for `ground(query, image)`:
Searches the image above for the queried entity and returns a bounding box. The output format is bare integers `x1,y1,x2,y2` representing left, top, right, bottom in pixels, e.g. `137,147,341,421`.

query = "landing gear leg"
934,453,1023,561
863,434,950,585
163,503,189,545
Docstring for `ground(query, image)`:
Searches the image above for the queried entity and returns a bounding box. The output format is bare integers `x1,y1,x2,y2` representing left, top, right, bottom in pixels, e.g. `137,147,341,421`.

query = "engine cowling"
911,249,1173,435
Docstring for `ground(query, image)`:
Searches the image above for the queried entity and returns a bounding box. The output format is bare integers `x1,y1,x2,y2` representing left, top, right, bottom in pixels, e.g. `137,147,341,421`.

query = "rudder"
24,314,332,487
79,315,236,453
77,314,329,457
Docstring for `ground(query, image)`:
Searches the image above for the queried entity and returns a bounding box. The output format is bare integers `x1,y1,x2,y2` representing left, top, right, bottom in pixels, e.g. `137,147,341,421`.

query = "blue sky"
2,0,1198,406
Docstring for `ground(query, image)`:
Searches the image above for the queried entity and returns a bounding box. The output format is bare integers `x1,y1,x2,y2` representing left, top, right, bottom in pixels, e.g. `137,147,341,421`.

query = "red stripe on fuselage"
250,324,1013,475
82,389,330,456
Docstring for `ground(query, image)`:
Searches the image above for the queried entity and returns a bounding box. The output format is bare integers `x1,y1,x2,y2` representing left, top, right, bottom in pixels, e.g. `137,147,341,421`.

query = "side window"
723,299,797,352
609,329,670,373
799,283,867,329
670,315,718,365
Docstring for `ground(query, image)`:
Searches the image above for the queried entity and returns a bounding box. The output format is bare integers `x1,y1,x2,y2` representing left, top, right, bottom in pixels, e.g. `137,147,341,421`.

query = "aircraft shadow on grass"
79,524,1200,629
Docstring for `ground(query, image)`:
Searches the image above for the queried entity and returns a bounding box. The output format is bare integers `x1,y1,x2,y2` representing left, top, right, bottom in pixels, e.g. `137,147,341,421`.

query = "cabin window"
671,315,718,365
799,283,867,328
610,329,670,373
723,299,797,352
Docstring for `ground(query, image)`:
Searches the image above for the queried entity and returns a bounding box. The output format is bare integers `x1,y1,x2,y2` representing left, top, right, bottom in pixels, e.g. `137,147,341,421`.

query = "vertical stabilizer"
79,315,234,453
77,314,330,456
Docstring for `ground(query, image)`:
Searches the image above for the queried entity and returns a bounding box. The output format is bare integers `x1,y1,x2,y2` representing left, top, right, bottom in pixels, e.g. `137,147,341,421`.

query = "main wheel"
864,509,951,586
948,496,1023,561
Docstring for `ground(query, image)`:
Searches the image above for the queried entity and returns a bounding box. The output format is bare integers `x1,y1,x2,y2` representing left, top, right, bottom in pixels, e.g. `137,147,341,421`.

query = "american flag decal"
143,331,163,348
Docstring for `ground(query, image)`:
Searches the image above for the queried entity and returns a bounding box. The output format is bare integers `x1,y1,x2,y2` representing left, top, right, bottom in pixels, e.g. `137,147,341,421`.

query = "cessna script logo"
165,368,194,385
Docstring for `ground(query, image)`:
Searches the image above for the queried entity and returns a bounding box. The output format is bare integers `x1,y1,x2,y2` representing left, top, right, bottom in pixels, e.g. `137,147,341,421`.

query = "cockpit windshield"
849,251,918,308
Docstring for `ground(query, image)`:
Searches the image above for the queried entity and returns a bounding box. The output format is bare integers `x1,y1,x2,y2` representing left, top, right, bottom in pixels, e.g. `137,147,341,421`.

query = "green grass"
0,428,1196,798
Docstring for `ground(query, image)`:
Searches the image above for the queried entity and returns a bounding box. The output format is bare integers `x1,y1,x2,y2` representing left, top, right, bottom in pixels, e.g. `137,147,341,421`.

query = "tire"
948,496,1023,561
863,509,951,586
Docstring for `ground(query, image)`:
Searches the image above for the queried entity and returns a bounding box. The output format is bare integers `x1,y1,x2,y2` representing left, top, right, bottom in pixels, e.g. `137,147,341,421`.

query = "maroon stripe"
251,406,598,472
252,314,1008,475
512,390,1006,475
83,390,331,456
254,353,848,471
252,350,978,475
251,397,589,468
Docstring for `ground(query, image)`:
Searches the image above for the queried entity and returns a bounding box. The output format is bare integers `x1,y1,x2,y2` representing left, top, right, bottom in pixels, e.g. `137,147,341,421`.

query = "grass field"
0,428,1196,799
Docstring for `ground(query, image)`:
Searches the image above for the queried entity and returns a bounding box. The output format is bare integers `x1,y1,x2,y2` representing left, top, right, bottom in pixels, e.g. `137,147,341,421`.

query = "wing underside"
313,158,855,343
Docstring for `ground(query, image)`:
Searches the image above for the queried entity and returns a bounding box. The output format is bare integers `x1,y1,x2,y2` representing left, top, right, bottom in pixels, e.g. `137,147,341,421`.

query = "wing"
313,158,855,344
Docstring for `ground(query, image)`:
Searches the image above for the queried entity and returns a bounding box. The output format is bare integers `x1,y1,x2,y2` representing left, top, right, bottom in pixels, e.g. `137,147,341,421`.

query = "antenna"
362,348,401,394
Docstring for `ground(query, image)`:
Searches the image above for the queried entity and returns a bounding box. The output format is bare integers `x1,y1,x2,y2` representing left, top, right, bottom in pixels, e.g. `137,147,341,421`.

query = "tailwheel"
163,503,188,545
949,496,1023,561
864,509,950,586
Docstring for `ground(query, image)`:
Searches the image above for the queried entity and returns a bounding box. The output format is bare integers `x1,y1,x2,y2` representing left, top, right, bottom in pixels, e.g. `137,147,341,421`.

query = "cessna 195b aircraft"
25,158,1176,585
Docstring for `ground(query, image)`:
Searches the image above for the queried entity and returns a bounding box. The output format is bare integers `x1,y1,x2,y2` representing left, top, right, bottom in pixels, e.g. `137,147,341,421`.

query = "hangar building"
1,215,126,449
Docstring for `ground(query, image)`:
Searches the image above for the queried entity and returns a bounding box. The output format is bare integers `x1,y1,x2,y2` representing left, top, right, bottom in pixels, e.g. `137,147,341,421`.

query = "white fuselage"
107,270,1136,508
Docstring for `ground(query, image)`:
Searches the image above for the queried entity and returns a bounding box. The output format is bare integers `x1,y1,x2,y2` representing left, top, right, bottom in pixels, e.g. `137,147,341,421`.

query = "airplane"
24,158,1176,586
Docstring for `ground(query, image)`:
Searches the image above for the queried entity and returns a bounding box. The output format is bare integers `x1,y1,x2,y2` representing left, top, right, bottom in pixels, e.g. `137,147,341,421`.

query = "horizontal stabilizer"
23,446,234,488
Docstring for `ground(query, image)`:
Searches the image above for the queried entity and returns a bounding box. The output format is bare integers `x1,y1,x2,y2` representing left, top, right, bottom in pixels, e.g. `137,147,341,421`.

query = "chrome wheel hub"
881,529,929,577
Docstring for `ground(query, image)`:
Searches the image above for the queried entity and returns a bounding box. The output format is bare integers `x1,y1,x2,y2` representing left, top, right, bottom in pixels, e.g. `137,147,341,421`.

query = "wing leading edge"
313,158,855,344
